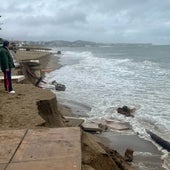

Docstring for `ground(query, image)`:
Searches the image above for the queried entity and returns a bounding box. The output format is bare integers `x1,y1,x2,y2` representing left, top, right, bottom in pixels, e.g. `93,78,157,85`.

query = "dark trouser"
3,69,13,92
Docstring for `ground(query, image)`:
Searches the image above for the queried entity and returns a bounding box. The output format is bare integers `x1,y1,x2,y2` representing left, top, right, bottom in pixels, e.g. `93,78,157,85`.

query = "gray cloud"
1,0,170,44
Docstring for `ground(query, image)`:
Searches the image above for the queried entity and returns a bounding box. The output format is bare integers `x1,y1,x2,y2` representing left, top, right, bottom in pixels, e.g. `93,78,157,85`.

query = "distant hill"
23,40,106,47
18,40,152,47
42,40,104,47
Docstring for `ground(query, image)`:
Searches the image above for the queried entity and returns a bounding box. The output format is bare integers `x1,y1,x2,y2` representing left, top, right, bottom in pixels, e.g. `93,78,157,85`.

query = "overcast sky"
1,0,170,44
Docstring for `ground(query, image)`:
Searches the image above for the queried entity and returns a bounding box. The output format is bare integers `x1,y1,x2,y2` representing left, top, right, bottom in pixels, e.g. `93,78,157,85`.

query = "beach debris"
146,129,170,152
104,119,130,131
124,148,134,162
57,50,61,54
28,59,40,66
117,106,136,117
51,80,66,91
91,118,131,131
98,123,109,131
64,116,85,127
37,79,66,91
20,60,42,85
81,122,102,133
0,75,25,83
81,118,131,133
20,60,66,91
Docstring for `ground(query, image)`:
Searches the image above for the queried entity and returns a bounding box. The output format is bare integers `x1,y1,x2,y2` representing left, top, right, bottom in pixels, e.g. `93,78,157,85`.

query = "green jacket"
0,47,15,71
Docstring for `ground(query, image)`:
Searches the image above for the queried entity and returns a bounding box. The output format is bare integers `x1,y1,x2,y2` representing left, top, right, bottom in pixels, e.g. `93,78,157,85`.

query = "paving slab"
6,127,81,170
81,122,102,132
0,163,7,170
97,119,131,131
0,130,26,164
7,157,79,170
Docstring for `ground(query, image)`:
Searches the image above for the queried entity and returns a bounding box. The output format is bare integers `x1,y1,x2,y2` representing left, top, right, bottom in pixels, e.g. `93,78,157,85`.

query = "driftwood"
37,97,65,127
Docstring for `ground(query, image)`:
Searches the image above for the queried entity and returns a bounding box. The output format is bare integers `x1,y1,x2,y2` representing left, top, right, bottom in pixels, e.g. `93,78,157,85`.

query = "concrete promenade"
0,127,81,170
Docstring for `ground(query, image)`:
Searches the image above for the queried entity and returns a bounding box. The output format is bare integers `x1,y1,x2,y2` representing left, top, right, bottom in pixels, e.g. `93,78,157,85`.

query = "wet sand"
96,131,165,170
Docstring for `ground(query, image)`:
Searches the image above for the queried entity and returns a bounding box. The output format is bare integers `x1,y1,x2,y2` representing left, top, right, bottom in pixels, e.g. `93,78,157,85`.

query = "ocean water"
44,44,170,168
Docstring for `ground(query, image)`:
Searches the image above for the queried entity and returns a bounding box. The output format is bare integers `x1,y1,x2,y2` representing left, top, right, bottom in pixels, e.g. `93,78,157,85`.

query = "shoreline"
44,50,167,170
0,49,167,169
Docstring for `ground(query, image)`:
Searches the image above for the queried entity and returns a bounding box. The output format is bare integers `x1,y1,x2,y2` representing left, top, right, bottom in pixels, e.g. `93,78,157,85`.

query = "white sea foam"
45,47,170,144
45,47,170,169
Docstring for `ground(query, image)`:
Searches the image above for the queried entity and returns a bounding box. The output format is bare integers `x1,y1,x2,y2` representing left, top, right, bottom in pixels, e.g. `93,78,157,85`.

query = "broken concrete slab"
64,116,85,127
93,118,131,131
106,122,130,131
105,119,131,130
81,118,131,133
0,75,25,83
81,122,102,132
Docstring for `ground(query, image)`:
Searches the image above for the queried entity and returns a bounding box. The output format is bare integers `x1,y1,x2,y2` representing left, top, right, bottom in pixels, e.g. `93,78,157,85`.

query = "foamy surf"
45,46,170,170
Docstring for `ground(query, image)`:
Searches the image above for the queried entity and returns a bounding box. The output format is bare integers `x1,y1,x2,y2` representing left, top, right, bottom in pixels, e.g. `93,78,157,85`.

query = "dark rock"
51,80,66,91
57,51,61,54
117,106,136,117
124,148,134,162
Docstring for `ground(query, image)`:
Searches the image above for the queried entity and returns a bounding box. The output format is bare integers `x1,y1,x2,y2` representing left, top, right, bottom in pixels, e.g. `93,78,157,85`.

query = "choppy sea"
44,44,170,169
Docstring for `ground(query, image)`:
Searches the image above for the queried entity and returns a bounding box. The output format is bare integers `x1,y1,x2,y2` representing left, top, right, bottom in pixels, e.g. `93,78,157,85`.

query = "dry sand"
0,50,58,130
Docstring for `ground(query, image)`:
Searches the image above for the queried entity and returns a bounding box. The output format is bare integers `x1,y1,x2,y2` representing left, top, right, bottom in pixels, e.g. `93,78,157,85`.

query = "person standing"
0,40,15,93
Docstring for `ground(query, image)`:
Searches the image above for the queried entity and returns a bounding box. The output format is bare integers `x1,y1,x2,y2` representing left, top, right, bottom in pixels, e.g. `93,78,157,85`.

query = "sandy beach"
0,49,167,170
0,50,60,130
